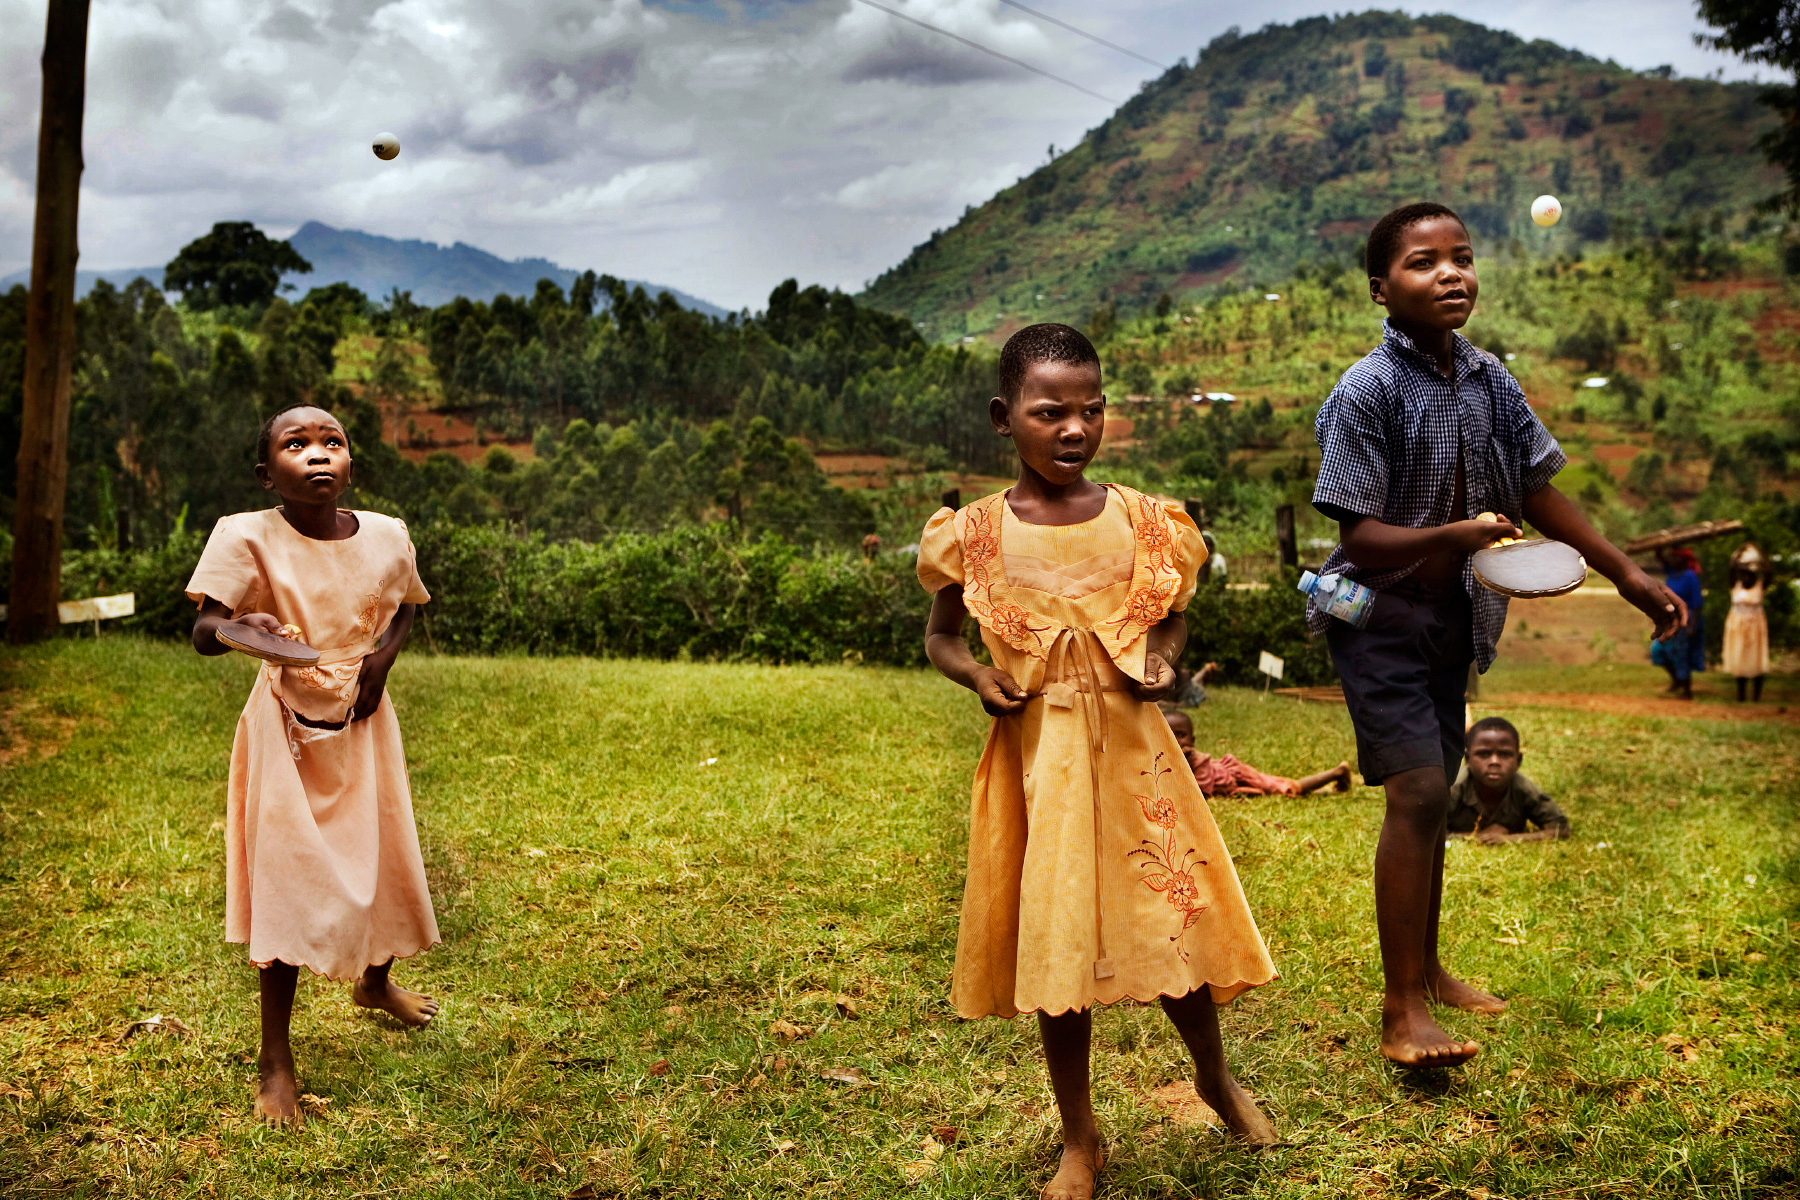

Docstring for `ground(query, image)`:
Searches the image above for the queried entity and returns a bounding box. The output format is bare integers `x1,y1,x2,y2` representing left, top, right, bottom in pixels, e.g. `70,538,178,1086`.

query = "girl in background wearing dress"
920,326,1278,1200
1724,542,1770,702
187,406,440,1127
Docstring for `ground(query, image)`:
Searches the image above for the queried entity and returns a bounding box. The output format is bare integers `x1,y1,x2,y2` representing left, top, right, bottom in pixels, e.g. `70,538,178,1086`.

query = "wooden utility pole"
1275,503,1297,571
9,0,91,643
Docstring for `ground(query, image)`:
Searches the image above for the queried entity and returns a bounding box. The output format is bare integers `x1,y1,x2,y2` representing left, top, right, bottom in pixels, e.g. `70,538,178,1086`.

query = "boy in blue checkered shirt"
1311,203,1686,1068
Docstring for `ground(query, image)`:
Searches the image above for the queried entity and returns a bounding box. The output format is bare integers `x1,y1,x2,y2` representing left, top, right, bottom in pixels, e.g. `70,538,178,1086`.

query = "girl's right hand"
973,666,1027,717
231,613,286,635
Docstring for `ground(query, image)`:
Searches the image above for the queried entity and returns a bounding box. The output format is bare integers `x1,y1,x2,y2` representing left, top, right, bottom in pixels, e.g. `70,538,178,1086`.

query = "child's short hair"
998,323,1099,404
1464,715,1520,750
256,405,343,465
1365,202,1467,278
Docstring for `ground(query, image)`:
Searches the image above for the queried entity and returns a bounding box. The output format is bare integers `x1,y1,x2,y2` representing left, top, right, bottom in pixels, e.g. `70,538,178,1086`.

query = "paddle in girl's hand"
215,622,321,667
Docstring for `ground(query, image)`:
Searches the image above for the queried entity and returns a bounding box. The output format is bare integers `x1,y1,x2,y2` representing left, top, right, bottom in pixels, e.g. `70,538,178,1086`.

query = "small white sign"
1258,650,1285,680
58,593,135,623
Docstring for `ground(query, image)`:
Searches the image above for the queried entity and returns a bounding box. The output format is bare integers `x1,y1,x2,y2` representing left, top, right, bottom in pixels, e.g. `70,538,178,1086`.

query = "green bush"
58,527,208,639
30,517,1348,680
409,522,932,665
1182,574,1336,686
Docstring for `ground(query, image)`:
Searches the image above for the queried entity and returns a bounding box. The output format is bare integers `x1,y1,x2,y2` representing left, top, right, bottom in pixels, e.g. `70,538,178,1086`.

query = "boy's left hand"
1617,566,1688,641
1136,652,1177,702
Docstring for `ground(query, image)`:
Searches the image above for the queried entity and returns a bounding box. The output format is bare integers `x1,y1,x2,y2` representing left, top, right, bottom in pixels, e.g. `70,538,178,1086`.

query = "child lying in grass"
1447,717,1570,844
1161,709,1351,798
920,323,1280,1198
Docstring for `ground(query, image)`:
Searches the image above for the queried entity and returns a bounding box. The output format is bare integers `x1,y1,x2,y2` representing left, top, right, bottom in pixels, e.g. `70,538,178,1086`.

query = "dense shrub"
33,517,1341,683
408,522,931,664
1182,575,1336,686
59,527,209,639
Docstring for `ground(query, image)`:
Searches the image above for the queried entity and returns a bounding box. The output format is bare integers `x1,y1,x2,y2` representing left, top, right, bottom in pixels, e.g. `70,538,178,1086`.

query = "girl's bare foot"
254,1049,302,1128
352,977,440,1027
1427,969,1506,1014
1042,1141,1105,1200
1194,1074,1280,1146
1380,1001,1479,1068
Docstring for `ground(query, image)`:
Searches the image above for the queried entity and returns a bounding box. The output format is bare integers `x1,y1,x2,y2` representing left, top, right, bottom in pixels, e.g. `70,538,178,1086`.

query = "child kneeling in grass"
919,324,1279,1199
1447,717,1569,844
186,406,440,1127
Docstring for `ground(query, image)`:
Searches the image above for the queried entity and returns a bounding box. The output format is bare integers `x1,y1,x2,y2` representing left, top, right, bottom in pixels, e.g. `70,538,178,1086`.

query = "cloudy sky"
0,0,1770,310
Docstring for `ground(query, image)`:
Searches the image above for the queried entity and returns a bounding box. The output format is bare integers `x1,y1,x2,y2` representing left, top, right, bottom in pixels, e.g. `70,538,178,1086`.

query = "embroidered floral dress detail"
960,496,1059,658
1128,753,1211,961
355,580,386,635
958,485,1184,669
1092,490,1185,662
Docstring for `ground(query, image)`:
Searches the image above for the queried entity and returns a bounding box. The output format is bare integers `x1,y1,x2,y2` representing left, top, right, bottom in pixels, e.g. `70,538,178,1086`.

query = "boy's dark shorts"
1325,587,1474,786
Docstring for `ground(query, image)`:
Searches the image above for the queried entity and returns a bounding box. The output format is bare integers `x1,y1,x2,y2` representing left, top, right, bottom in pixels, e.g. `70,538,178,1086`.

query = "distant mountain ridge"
0,221,725,315
860,11,1782,341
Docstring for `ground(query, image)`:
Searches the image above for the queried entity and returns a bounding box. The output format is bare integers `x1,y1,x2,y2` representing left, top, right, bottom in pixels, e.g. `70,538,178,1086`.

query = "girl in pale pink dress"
186,406,440,1128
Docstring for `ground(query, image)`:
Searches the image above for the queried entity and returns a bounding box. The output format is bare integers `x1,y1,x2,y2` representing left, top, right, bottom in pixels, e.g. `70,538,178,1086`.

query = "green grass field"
1,640,1795,1198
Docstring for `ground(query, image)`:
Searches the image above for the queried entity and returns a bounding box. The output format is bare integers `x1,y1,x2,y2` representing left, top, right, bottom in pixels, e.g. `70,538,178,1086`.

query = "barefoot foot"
1195,1074,1281,1146
1329,762,1353,793
1042,1142,1105,1200
1380,1002,1480,1068
1427,969,1506,1014
254,1050,302,1129
352,977,440,1027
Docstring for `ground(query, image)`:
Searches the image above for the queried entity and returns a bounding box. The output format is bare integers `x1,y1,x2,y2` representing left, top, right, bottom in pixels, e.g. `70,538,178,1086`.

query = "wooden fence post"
9,0,91,643
1275,503,1297,571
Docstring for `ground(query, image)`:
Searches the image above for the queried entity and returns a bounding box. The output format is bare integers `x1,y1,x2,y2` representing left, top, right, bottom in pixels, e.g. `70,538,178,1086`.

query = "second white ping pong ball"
372,133,400,161
1531,194,1562,227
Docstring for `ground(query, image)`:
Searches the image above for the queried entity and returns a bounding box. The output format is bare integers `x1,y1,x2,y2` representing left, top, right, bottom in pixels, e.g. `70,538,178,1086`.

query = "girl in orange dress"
920,326,1278,1200
186,406,440,1128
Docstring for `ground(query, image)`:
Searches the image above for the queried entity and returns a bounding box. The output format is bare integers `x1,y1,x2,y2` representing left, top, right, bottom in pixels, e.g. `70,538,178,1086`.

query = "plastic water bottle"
1297,570,1374,629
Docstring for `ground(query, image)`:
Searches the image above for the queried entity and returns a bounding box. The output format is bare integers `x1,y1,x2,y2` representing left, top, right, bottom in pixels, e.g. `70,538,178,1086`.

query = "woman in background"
1723,542,1769,703
1650,547,1705,700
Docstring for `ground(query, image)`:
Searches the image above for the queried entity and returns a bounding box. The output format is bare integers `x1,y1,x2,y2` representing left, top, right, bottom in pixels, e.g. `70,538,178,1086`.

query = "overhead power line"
995,0,1167,71
851,0,1119,105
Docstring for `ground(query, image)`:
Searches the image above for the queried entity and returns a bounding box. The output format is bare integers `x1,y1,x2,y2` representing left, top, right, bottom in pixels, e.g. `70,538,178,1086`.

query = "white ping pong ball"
1531,194,1562,227
372,133,400,161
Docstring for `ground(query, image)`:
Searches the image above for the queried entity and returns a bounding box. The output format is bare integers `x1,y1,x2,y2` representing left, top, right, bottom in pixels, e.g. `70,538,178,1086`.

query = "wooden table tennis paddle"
215,623,320,666
1472,537,1587,598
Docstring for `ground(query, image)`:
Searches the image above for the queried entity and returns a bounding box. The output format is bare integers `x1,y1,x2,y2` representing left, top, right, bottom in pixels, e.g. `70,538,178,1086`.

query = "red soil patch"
1483,692,1799,725
1681,279,1778,300
400,440,535,465
1592,443,1644,480
1175,262,1243,291
1316,219,1366,240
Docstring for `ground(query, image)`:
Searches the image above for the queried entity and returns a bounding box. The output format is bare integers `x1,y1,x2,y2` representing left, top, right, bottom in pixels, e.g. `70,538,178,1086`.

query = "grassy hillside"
1080,234,1800,590
861,12,1782,341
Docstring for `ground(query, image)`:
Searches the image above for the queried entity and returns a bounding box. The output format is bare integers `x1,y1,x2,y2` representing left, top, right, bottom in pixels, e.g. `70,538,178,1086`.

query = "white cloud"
0,0,1775,310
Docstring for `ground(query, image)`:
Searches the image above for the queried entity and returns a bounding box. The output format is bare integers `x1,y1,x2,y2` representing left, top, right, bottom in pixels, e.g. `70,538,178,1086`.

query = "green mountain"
860,11,1781,341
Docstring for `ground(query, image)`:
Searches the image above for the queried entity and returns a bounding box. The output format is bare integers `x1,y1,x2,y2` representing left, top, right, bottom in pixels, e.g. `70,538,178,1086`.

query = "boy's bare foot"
1042,1142,1105,1200
1426,969,1506,1014
1380,1002,1479,1068
1195,1074,1281,1146
254,1050,302,1128
352,977,440,1027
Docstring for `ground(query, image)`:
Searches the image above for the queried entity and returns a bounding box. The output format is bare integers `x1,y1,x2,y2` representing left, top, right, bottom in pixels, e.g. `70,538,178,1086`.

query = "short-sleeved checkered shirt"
1308,321,1566,671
